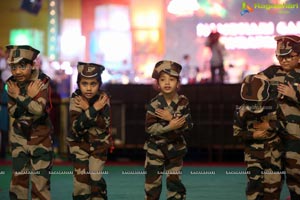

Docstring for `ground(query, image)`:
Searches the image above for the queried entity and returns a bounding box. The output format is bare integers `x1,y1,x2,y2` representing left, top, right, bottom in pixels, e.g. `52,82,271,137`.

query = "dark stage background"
84,83,243,162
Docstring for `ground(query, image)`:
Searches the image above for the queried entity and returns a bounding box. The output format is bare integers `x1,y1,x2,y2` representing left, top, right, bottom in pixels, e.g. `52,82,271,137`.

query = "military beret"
152,60,182,79
241,74,270,102
6,45,40,64
77,62,105,78
275,35,300,56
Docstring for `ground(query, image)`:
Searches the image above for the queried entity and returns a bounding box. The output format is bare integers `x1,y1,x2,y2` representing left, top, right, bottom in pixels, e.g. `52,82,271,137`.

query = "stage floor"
0,162,290,200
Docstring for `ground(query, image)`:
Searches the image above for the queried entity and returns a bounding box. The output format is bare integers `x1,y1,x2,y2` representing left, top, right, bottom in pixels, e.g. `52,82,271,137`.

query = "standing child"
144,60,193,200
233,74,285,200
67,62,111,200
258,35,300,200
6,45,53,200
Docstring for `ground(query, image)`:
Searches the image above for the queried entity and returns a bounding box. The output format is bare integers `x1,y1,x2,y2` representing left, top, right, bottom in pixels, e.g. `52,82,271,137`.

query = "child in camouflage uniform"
258,35,300,200
144,60,193,200
6,45,53,200
233,74,285,200
67,62,111,200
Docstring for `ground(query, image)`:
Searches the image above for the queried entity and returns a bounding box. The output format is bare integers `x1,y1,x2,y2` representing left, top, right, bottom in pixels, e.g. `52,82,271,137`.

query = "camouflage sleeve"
287,83,300,104
145,96,193,135
294,86,300,103
7,82,49,118
8,95,22,118
70,97,110,137
258,65,280,79
26,81,49,116
145,104,172,135
280,70,300,104
176,96,193,132
233,106,254,140
269,120,287,133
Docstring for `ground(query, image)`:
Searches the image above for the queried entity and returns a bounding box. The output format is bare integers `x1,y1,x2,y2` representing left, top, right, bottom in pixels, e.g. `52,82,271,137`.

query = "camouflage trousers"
282,137,300,200
244,136,283,200
9,132,53,200
144,139,187,200
68,140,108,200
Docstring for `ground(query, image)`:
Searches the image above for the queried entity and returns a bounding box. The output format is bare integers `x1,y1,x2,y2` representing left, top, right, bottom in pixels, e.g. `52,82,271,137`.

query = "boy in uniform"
67,62,111,200
258,35,300,200
144,60,193,200
6,45,53,200
233,74,284,200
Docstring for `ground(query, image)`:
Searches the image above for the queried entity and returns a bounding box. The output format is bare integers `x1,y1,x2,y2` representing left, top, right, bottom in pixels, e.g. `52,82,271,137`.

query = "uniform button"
90,146,95,151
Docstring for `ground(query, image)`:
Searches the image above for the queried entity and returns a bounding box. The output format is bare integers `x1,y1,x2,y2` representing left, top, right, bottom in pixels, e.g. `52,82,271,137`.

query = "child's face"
79,77,100,99
276,52,300,72
10,62,33,83
158,72,179,95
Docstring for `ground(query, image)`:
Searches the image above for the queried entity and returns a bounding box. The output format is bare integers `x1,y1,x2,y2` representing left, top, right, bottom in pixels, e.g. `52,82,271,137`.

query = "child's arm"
70,93,110,136
7,79,48,118
7,80,22,117
233,106,259,140
26,79,49,116
145,95,193,135
175,96,193,132
145,110,172,135
277,82,299,102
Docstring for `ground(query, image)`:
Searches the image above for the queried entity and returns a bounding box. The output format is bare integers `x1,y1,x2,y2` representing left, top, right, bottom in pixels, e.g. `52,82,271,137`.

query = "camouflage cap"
152,60,182,79
6,45,40,64
77,62,105,78
275,35,300,56
240,74,270,102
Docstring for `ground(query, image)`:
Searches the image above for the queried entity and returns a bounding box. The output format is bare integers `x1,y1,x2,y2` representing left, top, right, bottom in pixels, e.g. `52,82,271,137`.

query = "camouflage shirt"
260,65,300,138
145,93,193,143
67,89,111,145
233,102,284,143
7,69,52,140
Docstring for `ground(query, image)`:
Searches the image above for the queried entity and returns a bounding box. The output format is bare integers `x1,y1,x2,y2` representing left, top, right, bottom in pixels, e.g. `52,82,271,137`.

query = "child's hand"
93,94,109,111
168,116,186,130
253,130,268,140
278,82,296,99
253,121,270,130
27,80,44,98
155,109,173,121
74,96,89,110
7,81,20,99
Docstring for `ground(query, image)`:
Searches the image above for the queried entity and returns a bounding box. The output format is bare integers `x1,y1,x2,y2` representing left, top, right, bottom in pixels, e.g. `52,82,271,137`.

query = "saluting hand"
278,82,296,99
7,81,20,99
253,121,270,130
168,116,186,130
27,80,44,98
155,109,173,121
74,96,89,111
93,94,109,111
253,130,268,140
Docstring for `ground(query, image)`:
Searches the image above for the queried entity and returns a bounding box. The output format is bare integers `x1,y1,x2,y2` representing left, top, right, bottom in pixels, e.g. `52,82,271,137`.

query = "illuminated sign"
196,21,300,49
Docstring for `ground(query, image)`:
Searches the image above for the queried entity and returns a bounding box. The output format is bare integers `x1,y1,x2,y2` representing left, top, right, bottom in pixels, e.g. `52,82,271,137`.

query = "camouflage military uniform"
233,74,286,200
7,69,53,200
67,89,111,200
144,93,193,200
260,65,300,199
233,103,284,200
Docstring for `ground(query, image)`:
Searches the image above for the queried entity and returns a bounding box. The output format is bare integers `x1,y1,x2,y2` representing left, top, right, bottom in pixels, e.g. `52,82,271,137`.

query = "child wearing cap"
233,74,285,200
258,35,300,200
6,45,53,200
144,60,193,200
67,62,111,200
